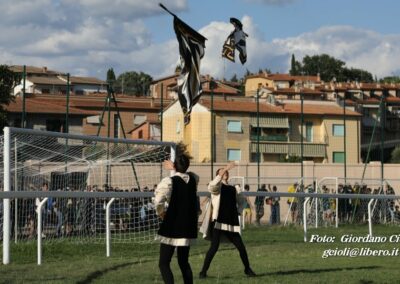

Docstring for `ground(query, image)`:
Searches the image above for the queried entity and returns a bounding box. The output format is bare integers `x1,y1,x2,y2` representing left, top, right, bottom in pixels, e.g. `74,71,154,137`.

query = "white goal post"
2,127,176,265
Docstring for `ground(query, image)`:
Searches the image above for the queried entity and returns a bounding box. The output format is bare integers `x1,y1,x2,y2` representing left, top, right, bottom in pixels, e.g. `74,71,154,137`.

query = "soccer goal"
2,127,176,264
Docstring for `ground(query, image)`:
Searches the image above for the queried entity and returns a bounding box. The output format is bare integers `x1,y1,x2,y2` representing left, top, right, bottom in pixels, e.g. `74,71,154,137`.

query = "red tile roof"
6,97,97,115
199,99,361,117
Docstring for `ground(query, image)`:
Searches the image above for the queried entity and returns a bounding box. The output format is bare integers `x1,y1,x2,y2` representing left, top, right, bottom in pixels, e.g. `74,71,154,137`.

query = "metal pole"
106,198,115,257
21,65,26,128
343,94,347,184
65,73,70,133
160,83,163,142
3,127,11,264
106,89,111,186
301,93,304,186
256,89,260,189
380,90,386,188
211,85,214,179
37,198,48,265
368,199,374,236
14,138,18,243
303,197,310,242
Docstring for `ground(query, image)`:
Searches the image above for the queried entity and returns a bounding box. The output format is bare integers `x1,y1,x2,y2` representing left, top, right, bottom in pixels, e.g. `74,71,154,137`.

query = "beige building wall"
324,117,360,164
162,102,212,162
245,77,270,96
214,113,251,163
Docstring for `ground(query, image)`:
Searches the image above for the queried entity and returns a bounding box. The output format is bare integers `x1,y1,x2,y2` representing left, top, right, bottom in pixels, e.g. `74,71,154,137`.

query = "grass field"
1,224,400,283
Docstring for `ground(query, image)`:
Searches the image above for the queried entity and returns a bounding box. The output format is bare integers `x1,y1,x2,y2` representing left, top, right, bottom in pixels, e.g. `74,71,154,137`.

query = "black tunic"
216,183,239,226
158,173,198,239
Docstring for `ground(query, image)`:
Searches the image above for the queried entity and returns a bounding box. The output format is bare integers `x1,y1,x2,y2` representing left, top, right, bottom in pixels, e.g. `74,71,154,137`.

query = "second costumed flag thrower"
159,3,207,125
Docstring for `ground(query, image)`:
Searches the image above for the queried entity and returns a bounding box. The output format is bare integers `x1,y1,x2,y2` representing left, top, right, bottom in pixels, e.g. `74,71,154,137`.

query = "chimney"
42,66,47,73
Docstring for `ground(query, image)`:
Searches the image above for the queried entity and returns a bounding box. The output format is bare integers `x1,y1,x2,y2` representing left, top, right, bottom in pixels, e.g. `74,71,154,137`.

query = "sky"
1,0,400,81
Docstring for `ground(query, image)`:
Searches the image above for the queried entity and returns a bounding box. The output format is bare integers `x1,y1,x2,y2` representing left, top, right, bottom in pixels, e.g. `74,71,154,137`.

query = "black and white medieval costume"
199,175,253,277
155,172,199,284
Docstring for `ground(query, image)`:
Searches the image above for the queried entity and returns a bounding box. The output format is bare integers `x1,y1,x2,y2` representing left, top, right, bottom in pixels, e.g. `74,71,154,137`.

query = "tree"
0,65,20,132
380,76,400,84
106,68,116,89
342,67,373,83
230,74,238,82
301,54,345,81
114,71,153,96
390,147,400,163
289,54,301,76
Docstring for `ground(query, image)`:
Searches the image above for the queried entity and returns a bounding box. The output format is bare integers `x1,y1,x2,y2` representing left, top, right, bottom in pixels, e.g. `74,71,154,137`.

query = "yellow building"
162,97,361,164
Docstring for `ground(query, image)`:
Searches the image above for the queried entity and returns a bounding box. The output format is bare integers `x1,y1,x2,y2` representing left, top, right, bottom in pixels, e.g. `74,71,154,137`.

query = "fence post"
106,198,116,257
3,127,11,265
368,199,374,237
37,198,48,265
303,197,310,242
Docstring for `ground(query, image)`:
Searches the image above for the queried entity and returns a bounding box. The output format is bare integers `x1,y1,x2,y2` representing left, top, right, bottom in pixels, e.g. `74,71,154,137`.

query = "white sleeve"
154,177,172,216
208,175,222,195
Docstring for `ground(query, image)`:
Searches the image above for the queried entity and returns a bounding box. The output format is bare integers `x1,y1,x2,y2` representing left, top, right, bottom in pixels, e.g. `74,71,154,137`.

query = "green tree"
0,65,20,132
289,54,302,76
301,54,345,81
230,74,238,82
106,68,116,89
380,76,400,83
342,67,373,82
390,147,400,163
114,71,153,96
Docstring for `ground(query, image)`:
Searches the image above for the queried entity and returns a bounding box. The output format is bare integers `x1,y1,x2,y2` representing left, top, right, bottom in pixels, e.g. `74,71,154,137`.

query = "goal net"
2,127,175,244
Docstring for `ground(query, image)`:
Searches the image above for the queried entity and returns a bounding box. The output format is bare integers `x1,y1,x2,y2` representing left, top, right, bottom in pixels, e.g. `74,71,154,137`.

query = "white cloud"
1,1,400,81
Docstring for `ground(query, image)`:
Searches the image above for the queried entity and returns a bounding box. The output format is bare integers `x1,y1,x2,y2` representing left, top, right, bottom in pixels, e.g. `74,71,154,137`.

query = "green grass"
1,225,400,283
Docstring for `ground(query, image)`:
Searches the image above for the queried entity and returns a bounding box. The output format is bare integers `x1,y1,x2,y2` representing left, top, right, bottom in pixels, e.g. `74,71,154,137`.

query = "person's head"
216,168,229,181
261,184,266,191
42,182,49,191
244,184,250,192
174,142,192,173
272,185,277,192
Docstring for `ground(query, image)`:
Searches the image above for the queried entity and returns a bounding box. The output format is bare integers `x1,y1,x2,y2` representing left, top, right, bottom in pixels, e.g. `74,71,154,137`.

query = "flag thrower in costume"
160,3,207,124
222,17,248,64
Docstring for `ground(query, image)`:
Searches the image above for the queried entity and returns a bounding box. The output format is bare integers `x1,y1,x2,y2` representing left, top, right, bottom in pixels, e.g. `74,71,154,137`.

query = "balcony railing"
250,134,288,142
250,141,326,158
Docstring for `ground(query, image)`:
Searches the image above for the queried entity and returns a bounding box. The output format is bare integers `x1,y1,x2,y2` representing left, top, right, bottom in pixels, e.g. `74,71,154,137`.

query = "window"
114,114,120,138
227,120,242,133
250,153,260,162
176,120,181,134
305,122,313,142
333,124,344,136
227,149,241,161
46,119,65,133
333,152,345,163
138,130,143,139
133,115,146,126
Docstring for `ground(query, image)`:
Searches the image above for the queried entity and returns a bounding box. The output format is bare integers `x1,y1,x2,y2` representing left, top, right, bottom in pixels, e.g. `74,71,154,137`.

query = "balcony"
250,134,288,142
250,141,326,158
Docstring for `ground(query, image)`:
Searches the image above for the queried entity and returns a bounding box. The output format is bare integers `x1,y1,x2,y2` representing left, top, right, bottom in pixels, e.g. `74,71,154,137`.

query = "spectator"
254,184,266,225
287,182,298,223
242,184,253,225
269,185,280,225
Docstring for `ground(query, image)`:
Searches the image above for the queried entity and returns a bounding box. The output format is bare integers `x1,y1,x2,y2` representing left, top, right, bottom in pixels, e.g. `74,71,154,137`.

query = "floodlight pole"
343,92,347,184
21,65,26,128
380,90,386,189
256,88,260,189
300,92,304,187
3,127,11,265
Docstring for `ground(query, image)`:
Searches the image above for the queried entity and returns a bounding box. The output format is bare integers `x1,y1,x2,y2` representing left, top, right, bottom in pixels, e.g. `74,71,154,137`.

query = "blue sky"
1,0,400,80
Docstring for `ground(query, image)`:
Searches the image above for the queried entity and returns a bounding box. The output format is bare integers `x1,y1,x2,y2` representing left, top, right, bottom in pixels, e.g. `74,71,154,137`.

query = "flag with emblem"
222,18,248,64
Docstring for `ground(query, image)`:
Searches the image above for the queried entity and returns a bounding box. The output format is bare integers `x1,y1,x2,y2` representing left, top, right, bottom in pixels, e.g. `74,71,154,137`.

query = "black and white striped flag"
173,16,206,124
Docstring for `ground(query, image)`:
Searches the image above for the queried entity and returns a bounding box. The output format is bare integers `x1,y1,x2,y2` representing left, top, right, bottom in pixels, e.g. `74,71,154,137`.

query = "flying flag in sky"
160,3,207,125
222,18,248,64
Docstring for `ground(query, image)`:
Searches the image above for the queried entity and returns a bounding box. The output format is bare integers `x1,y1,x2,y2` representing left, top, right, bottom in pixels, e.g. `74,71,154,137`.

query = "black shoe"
199,271,207,279
244,268,256,277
